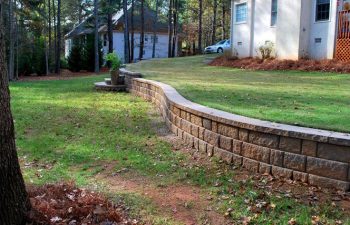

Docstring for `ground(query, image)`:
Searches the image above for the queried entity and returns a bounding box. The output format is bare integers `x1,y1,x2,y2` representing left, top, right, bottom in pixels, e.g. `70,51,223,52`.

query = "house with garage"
65,5,178,62
230,0,350,60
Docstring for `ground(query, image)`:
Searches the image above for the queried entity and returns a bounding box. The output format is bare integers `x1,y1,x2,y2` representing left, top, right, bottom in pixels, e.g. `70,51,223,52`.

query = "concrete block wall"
121,69,350,191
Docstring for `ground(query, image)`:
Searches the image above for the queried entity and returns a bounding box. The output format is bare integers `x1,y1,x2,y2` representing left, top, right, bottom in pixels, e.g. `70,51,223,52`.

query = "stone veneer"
120,68,350,191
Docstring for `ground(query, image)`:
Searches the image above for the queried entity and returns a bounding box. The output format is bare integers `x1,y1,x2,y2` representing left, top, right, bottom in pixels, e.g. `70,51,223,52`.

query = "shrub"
223,48,238,60
105,52,121,71
257,41,275,60
81,34,103,72
68,44,83,72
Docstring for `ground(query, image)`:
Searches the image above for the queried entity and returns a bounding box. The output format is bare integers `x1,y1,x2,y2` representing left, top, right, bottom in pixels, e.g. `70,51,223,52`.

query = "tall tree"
130,0,134,62
167,0,173,57
8,0,15,81
94,0,99,73
138,0,144,60
221,0,226,40
152,0,159,58
198,0,203,53
171,0,178,57
123,0,130,63
212,0,217,44
0,1,30,223
107,0,113,55
55,0,61,74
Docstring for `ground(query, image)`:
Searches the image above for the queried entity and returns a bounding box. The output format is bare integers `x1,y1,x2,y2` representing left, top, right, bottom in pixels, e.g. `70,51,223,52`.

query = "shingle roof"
65,4,168,39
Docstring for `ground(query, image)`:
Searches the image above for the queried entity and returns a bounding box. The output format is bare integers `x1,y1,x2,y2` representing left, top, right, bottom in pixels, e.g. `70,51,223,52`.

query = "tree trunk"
130,0,134,62
152,0,159,58
138,0,144,60
171,0,177,58
53,0,56,72
107,0,113,55
94,0,99,73
222,2,226,40
123,0,130,63
55,0,61,74
167,0,173,58
198,0,203,54
212,0,217,45
9,0,14,81
0,2,30,223
48,0,51,71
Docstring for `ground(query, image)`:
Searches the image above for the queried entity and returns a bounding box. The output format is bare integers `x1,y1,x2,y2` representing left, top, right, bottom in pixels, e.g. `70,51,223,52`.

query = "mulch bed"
210,56,350,73
26,183,140,225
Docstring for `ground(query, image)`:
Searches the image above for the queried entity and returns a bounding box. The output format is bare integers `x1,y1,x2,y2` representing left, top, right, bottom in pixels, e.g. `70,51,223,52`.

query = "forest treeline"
1,0,231,79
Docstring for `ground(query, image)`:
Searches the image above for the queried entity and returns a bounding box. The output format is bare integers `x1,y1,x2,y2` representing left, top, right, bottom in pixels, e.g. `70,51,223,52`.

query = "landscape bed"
127,55,350,133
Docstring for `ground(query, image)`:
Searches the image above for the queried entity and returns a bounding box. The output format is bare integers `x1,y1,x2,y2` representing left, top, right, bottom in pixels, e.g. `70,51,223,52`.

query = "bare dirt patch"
210,56,350,74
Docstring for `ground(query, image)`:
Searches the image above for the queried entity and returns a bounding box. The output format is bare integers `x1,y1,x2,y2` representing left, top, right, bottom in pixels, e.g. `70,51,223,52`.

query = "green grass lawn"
127,56,350,133
11,76,350,225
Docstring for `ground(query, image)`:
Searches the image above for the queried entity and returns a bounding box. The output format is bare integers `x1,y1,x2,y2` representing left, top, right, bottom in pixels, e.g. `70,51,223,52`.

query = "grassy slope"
11,76,349,225
127,56,350,133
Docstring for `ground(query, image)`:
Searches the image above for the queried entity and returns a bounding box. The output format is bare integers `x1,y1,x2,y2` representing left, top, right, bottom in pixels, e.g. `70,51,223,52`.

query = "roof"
65,4,168,39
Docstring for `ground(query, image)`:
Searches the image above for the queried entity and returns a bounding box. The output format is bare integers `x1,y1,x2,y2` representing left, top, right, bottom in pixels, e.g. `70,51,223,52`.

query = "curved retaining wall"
121,69,350,191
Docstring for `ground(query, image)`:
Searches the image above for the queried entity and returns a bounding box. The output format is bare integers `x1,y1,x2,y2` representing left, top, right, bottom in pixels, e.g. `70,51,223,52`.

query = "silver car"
204,40,231,54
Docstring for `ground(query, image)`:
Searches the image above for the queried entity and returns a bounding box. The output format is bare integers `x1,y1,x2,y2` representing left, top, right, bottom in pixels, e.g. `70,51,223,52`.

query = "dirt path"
97,172,229,225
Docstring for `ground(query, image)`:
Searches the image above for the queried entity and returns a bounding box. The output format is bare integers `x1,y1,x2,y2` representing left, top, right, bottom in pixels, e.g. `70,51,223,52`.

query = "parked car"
204,40,230,54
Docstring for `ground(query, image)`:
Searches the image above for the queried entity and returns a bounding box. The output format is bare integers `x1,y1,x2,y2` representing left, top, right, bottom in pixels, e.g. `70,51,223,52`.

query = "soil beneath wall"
209,56,350,73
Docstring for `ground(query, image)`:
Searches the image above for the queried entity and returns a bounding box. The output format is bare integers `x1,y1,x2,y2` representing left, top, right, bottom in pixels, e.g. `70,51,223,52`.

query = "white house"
230,0,350,60
65,5,178,62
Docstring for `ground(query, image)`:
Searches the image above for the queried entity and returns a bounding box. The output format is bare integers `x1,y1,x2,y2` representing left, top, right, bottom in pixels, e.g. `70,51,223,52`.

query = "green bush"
68,44,83,72
105,52,121,71
81,34,103,72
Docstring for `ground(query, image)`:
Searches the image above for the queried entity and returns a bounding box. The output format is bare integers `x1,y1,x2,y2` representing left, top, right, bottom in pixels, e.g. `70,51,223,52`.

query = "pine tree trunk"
123,0,130,63
0,2,30,223
130,0,134,62
55,0,61,74
152,0,159,58
222,2,226,40
53,0,57,72
167,0,173,58
212,0,217,45
48,0,51,71
138,0,144,60
94,0,99,73
9,0,14,81
198,0,203,54
107,0,113,54
171,0,177,58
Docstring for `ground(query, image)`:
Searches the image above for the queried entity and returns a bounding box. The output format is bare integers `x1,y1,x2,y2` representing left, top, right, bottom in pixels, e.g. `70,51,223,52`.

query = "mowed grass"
11,76,349,225
127,56,350,133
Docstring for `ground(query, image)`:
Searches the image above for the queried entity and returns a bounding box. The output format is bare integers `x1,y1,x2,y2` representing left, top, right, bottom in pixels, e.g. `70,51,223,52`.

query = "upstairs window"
235,3,247,23
316,0,330,21
271,0,278,26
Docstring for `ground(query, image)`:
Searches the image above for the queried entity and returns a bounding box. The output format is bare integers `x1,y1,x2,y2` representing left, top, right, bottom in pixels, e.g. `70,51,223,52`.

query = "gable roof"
65,4,168,39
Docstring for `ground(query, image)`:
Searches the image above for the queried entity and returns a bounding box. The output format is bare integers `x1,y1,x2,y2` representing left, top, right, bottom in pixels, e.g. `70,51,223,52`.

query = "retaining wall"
121,69,350,191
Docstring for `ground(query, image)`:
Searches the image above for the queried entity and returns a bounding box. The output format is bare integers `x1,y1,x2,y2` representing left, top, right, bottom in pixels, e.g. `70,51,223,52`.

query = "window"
316,0,330,21
271,0,278,26
235,3,247,23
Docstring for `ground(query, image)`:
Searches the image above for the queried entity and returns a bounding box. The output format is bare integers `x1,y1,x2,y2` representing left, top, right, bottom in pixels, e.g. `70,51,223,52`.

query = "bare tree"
123,0,130,63
9,0,14,80
107,0,113,55
171,0,178,57
55,0,61,74
0,1,30,223
94,0,99,73
138,0,144,60
212,0,217,44
152,0,159,58
198,0,203,53
222,0,226,40
167,0,173,57
130,0,134,62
